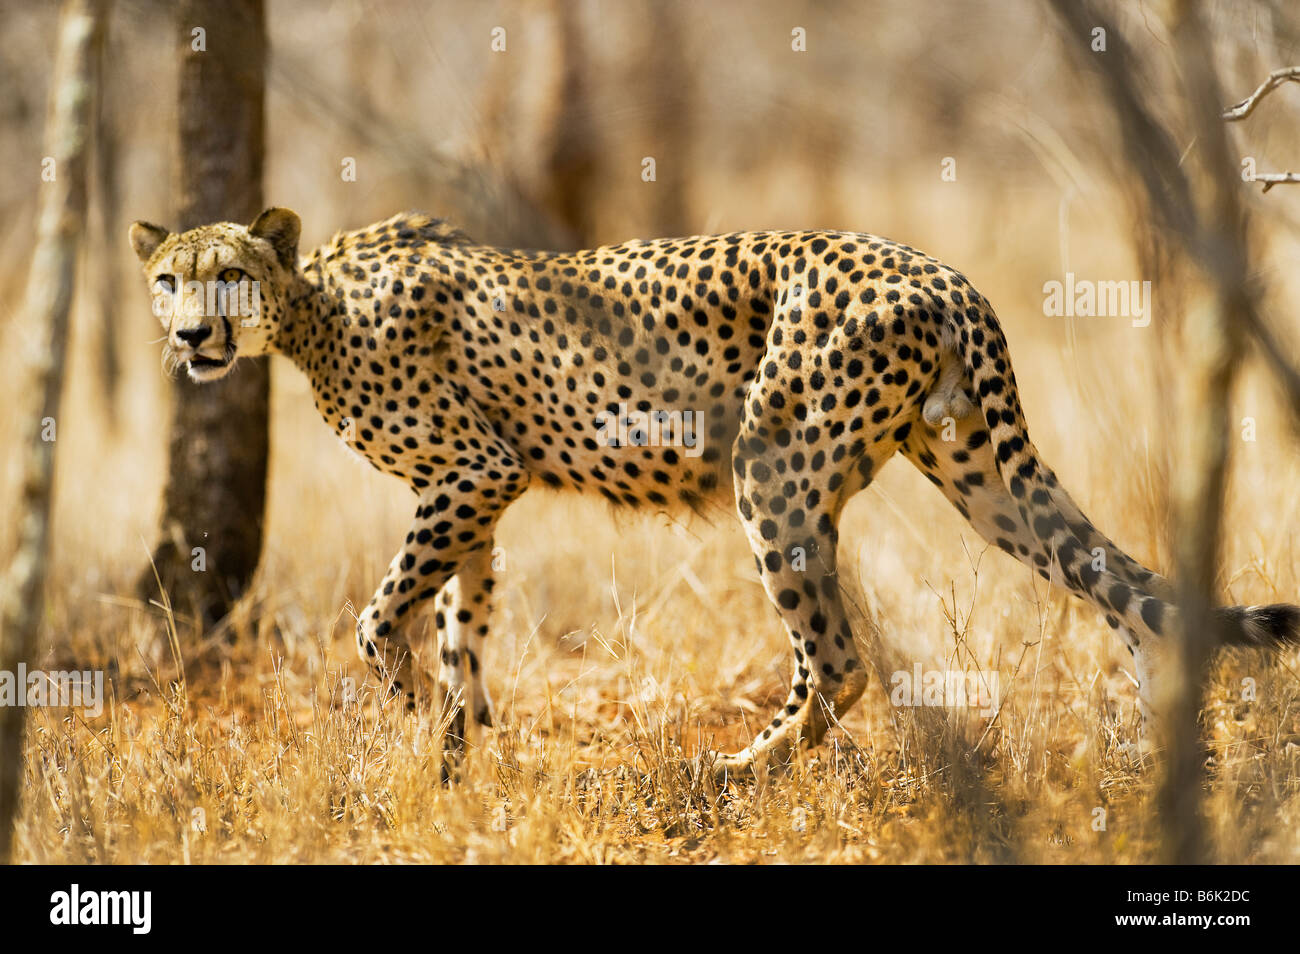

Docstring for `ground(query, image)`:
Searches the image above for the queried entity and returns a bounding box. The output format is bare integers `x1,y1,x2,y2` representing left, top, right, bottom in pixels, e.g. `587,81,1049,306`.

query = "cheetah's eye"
152,275,175,294
219,267,248,284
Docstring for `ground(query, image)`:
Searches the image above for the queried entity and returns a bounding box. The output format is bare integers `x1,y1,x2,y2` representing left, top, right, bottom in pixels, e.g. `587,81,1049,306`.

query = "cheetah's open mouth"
187,348,235,381
184,317,238,382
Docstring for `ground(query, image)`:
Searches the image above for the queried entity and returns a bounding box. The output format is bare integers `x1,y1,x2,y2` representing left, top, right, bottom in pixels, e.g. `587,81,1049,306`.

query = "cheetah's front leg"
355,420,529,720
435,546,498,752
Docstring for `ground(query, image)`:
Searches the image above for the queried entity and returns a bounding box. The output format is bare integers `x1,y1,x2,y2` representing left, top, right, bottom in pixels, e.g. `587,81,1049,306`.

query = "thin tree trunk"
640,0,691,238
0,0,104,864
540,0,600,246
91,2,121,424
1045,0,1260,863
1162,0,1250,866
137,0,269,631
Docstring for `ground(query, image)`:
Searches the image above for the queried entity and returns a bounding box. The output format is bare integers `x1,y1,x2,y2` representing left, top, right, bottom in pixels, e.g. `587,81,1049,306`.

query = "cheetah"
130,208,1300,776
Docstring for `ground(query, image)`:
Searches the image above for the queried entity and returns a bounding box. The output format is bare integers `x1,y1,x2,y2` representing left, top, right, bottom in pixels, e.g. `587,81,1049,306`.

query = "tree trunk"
137,0,269,632
0,0,103,864
640,0,691,238
91,2,122,426
540,0,601,246
1161,0,1250,866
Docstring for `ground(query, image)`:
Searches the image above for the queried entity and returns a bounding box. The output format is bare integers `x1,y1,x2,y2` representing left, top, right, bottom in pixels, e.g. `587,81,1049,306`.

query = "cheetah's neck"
270,265,338,373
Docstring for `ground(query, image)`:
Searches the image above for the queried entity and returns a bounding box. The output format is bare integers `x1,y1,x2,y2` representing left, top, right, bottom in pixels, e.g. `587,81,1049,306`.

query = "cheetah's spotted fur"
130,208,1300,776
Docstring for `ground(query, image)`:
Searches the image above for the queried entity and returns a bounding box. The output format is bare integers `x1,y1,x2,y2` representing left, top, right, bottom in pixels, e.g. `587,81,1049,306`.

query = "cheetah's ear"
129,221,170,263
248,207,301,268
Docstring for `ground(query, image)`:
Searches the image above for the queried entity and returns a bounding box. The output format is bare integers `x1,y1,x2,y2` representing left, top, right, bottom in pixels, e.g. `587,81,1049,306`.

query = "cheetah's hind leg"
709,418,895,781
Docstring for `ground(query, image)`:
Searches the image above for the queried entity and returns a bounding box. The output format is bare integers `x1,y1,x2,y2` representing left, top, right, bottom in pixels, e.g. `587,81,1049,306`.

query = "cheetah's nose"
176,326,212,347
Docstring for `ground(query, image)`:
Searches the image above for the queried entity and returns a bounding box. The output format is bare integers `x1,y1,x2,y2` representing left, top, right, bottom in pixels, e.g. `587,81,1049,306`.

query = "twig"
1251,172,1300,193
1221,66,1300,121
1223,67,1300,192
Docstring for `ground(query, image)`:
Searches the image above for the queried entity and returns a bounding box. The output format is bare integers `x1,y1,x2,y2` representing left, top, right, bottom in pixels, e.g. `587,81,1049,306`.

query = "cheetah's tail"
953,302,1300,652
1217,604,1300,649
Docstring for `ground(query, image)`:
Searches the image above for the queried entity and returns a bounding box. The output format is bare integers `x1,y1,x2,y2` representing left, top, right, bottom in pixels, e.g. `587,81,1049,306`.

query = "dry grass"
4,0,1300,865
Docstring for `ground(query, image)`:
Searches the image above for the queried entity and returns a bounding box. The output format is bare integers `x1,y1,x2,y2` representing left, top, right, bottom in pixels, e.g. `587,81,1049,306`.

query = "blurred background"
2,0,1300,863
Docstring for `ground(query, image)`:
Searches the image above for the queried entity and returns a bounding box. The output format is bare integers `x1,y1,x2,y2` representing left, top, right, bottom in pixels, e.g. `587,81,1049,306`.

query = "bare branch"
1243,303,1300,427
1222,67,1300,194
1043,0,1199,245
1253,171,1300,192
1222,66,1300,121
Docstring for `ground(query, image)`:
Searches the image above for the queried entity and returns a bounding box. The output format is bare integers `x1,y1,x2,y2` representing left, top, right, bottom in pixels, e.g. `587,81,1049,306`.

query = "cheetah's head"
129,207,301,381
